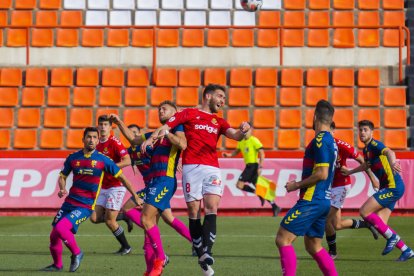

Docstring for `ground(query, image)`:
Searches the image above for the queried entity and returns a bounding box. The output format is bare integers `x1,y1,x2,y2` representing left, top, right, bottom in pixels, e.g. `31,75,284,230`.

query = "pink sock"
55,218,81,255
146,225,165,261
125,208,143,228
49,228,63,268
278,245,297,276
364,213,393,239
171,218,192,243
143,234,155,272
313,248,338,276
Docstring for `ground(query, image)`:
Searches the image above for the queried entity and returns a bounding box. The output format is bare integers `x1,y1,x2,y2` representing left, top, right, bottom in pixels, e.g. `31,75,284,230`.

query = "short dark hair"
159,100,177,110
203,83,226,99
98,114,112,125
358,120,374,130
330,121,336,130
314,100,334,125
127,124,140,131
83,127,99,138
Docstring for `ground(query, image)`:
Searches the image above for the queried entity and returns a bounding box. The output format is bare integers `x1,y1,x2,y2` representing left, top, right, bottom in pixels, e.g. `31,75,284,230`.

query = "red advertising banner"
0,158,413,209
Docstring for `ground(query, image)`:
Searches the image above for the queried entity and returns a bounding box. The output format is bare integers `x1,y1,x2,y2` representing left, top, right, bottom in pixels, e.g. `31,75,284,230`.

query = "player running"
222,126,281,216
325,122,379,259
90,115,133,255
341,120,414,261
141,84,250,276
275,100,338,276
42,127,141,272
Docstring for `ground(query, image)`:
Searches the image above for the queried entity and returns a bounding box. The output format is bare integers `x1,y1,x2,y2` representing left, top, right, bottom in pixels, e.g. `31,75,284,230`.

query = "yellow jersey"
237,136,263,164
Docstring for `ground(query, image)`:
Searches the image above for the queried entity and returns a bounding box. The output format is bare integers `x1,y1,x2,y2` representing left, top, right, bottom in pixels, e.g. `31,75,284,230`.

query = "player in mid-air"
275,100,338,276
141,84,250,276
89,115,133,255
42,127,141,272
341,120,414,261
325,122,379,259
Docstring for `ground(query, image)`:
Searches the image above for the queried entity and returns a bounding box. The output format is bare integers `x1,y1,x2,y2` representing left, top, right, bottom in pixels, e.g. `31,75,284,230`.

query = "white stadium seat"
234,0,244,9
184,11,206,26
211,0,233,10
134,11,157,25
110,11,132,26
233,11,256,26
113,0,135,10
159,11,182,26
87,0,109,10
136,0,159,10
208,11,231,26
64,0,86,9
162,0,184,10
85,10,108,26
186,0,208,9
262,0,282,9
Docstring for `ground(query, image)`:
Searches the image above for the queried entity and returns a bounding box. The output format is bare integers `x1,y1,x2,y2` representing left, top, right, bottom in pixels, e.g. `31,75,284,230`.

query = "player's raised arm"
225,122,251,141
354,155,379,190
165,127,187,151
382,148,402,173
110,114,146,146
341,162,369,176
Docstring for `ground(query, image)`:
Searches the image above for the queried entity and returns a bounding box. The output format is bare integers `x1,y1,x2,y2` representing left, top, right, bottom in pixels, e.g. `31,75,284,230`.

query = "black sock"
242,185,255,193
326,233,337,253
203,214,217,254
113,226,130,249
269,201,276,207
116,213,125,221
351,219,369,229
189,218,204,257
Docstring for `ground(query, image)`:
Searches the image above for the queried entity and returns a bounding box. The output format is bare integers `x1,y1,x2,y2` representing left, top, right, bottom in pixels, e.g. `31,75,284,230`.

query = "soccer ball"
240,0,263,12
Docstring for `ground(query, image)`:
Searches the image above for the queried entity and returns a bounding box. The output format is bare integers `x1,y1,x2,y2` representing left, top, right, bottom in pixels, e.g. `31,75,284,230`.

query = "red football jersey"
333,138,360,187
96,135,128,189
166,108,231,168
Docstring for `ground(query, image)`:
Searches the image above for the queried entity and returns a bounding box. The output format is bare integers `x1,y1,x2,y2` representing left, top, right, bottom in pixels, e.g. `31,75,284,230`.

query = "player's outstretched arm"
225,122,250,141
118,173,143,206
341,163,368,176
354,155,379,190
383,148,402,173
166,131,187,151
57,175,68,198
109,114,145,146
222,148,240,158
285,166,329,192
141,124,171,153
117,154,131,169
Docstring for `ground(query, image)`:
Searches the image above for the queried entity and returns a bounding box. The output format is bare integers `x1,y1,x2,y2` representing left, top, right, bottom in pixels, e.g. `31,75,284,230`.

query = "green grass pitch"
0,216,413,275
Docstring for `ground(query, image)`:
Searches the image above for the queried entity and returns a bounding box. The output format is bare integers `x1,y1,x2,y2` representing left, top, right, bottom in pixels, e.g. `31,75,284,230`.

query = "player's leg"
161,208,192,243
304,236,338,276
200,194,221,264
123,189,146,229
325,207,338,258
187,200,204,256
237,165,256,194
275,227,298,276
43,209,66,271
89,205,105,224
105,208,132,255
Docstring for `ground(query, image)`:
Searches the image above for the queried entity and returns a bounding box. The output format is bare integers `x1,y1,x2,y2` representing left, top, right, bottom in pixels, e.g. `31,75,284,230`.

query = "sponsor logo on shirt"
195,124,218,134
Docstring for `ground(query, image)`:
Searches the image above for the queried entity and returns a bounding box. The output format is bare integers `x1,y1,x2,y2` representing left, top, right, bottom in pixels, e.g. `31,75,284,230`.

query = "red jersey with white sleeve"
96,135,128,189
333,138,360,187
166,108,230,168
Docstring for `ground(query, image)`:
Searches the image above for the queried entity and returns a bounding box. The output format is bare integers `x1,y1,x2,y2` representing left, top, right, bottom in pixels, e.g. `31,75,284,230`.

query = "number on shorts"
186,183,191,193
56,209,63,220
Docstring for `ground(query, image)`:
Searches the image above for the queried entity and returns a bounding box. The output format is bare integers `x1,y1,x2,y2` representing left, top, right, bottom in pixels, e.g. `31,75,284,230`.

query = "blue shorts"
280,199,331,238
373,183,405,211
144,176,176,212
52,203,92,234
129,188,147,205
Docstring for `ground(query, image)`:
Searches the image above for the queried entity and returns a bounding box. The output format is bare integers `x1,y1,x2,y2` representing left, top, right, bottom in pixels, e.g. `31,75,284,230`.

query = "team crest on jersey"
103,147,109,154
91,160,97,167
168,116,176,123
76,161,80,167
211,118,218,125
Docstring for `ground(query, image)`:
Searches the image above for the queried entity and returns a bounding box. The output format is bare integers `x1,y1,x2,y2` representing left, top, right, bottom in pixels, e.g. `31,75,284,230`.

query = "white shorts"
96,186,126,211
330,185,351,209
182,164,223,203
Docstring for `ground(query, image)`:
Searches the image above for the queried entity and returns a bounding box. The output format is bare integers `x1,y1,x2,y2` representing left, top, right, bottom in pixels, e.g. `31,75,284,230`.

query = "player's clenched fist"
108,113,121,125
239,122,250,134
285,180,298,192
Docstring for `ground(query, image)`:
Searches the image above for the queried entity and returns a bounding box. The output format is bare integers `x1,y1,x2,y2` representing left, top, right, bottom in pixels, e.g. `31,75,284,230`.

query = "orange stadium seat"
70,108,93,128
305,87,328,106
157,29,179,47
383,0,404,10
127,68,149,87
179,68,201,87
279,87,302,106
358,11,380,47
332,68,354,86
148,109,161,129
0,11,7,26
150,87,173,106
255,68,278,87
11,10,32,26
107,29,129,47
333,11,354,27
47,87,70,106
333,29,355,48
283,11,305,27
232,29,254,47
333,0,355,9
39,0,61,9
358,0,379,10
357,87,380,106
253,109,276,128
31,28,54,47
383,87,406,106
36,10,57,26
81,29,104,47
131,29,154,47
21,87,44,106
252,129,275,149
6,28,27,47
0,108,13,127
358,11,380,26
40,129,63,149
308,0,330,9
124,87,147,106
308,11,329,27
123,109,146,128
98,87,122,106
56,29,79,47
254,87,277,106
278,129,300,149
307,11,330,47
305,129,314,145
230,68,252,87
227,109,249,128
358,68,380,87
14,129,37,149
0,0,12,9
383,11,406,47
257,29,279,47
77,68,99,86
15,0,36,9
18,108,40,127
259,11,280,27
51,68,73,86
306,68,329,86
44,108,67,128
281,68,303,87
204,68,226,86
384,130,406,149
384,109,407,128
155,68,177,87
0,29,3,47
332,87,354,106
60,11,83,27
182,29,204,47
333,109,354,128
25,68,48,87
334,129,355,146
207,29,229,47
176,87,199,107
284,0,306,10
0,129,10,148
228,88,251,106
102,68,124,87
0,87,18,106
95,108,118,124
282,29,305,47
358,109,380,127
0,68,22,86
279,109,301,128
66,129,83,149
73,87,96,106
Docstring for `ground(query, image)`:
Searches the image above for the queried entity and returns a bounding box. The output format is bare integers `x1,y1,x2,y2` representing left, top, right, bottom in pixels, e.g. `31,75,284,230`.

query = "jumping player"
42,127,141,272
341,120,414,261
141,84,250,276
325,122,379,259
275,100,338,276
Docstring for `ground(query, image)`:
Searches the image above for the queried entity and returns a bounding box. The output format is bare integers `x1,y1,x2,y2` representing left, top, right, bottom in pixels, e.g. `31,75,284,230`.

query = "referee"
223,127,281,216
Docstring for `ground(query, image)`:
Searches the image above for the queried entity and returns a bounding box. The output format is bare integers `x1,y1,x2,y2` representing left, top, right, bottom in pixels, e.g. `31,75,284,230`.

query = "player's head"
330,121,336,134
203,84,226,114
313,100,335,130
127,124,141,137
83,127,99,151
358,120,374,144
158,100,177,124
97,115,112,138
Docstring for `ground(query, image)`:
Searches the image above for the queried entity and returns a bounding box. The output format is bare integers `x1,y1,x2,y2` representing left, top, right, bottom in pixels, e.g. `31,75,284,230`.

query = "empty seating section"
0,0,406,48
0,67,407,149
